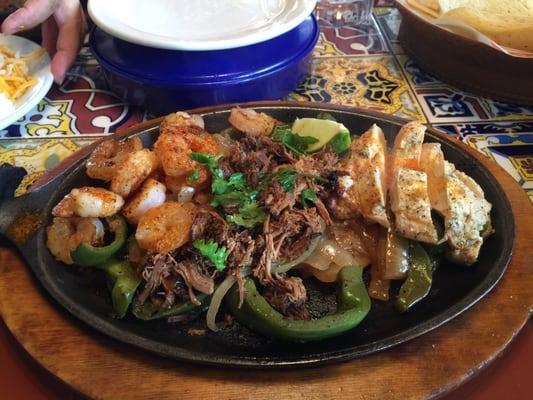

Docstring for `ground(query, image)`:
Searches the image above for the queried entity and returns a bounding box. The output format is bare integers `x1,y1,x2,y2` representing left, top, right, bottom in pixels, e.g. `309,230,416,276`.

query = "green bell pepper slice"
131,294,209,320
394,243,434,313
71,215,127,267
100,258,141,318
226,266,371,342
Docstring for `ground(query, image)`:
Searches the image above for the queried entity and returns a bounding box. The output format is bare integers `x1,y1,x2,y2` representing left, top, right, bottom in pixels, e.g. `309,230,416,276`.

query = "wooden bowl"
396,2,533,105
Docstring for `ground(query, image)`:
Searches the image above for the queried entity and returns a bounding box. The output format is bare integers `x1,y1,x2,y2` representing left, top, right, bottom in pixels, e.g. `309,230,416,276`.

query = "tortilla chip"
439,0,533,17
443,6,533,52
406,0,441,18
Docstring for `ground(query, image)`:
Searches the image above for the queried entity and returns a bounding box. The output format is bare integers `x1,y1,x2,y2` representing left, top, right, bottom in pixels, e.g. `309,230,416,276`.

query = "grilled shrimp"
160,111,205,134
110,149,159,198
122,178,167,224
228,107,278,137
164,168,211,193
154,124,217,179
135,201,197,253
86,137,143,181
52,187,124,218
46,217,104,264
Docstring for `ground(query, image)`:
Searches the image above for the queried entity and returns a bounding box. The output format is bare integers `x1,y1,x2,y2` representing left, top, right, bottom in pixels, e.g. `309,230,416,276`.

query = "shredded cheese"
0,44,45,101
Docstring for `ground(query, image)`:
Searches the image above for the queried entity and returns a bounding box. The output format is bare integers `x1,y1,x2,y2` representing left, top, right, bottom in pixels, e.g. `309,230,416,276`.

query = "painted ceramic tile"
398,54,533,124
314,16,388,57
374,7,402,49
0,138,95,195
288,56,425,121
415,88,491,123
479,99,533,121
434,122,533,138
396,55,441,88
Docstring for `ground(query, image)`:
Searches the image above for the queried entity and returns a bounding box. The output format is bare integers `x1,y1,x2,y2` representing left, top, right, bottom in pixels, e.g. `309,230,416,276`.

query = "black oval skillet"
0,101,514,368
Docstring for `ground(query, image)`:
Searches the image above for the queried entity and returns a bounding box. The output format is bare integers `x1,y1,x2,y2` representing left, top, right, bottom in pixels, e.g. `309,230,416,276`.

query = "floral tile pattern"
288,56,425,121
1,4,531,201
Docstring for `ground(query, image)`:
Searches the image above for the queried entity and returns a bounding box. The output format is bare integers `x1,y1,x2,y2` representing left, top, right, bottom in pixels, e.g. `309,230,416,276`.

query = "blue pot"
89,15,319,115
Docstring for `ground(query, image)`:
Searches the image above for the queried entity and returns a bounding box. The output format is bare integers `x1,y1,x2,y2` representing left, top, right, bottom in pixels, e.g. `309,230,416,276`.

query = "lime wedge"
291,118,351,153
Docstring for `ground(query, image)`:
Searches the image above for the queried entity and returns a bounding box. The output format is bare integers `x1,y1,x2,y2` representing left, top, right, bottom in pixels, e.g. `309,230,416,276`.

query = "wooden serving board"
0,124,532,400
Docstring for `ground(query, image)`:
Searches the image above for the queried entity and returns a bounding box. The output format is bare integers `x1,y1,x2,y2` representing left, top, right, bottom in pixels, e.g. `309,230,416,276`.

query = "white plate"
0,34,53,130
88,0,317,51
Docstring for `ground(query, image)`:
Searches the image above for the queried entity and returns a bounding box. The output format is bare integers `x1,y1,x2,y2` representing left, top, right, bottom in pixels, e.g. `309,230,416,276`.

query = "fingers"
1,0,59,34
51,2,84,84
41,17,59,57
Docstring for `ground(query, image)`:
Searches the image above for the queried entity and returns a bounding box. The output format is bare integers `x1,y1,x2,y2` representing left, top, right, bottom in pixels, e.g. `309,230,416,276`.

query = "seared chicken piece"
389,121,425,177
420,143,492,265
228,107,277,137
332,124,389,227
389,122,438,243
420,143,448,215
444,162,492,265
390,168,438,243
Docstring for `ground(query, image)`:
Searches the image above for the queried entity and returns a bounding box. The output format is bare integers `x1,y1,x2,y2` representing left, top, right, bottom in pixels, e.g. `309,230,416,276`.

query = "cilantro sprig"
190,153,266,228
300,188,317,208
272,125,318,156
193,239,229,271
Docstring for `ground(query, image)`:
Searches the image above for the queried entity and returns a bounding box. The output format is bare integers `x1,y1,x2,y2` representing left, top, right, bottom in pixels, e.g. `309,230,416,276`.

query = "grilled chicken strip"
420,143,448,215
389,122,438,243
420,143,492,265
333,124,389,227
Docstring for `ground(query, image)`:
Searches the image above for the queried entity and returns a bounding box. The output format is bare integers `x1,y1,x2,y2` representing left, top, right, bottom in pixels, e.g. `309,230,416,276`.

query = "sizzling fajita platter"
0,102,514,367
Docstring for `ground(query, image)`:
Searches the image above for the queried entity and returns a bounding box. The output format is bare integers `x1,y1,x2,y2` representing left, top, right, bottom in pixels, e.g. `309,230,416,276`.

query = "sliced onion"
368,273,390,301
212,133,234,156
380,227,410,280
330,221,369,259
272,235,322,274
305,233,370,271
206,275,235,332
304,237,335,271
309,263,343,283
177,186,195,203
205,268,251,332
369,230,391,300
272,220,325,274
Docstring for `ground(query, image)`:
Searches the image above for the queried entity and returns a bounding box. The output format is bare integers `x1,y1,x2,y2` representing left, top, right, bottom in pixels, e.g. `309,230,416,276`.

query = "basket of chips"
396,0,533,104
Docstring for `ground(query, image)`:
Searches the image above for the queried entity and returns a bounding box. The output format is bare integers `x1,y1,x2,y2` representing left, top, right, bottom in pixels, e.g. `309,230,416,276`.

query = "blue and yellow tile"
288,56,425,121
0,138,96,195
479,99,533,122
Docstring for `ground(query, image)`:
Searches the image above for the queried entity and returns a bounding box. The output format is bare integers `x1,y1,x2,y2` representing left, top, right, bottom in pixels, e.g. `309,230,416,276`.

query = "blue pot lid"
90,14,318,86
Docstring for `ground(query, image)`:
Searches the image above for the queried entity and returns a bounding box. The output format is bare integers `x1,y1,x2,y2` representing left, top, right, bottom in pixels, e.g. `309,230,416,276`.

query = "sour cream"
0,92,14,119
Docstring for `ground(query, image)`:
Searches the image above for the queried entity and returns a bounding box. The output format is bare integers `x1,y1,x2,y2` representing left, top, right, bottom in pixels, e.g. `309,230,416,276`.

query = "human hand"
1,0,86,84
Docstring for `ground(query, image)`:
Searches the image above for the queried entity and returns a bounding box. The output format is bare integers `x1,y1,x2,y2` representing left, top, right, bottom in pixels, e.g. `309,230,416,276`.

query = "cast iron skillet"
0,102,514,368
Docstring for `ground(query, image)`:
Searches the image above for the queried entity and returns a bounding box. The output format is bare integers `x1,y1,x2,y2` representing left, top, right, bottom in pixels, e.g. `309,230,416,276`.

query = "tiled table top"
1,5,532,201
